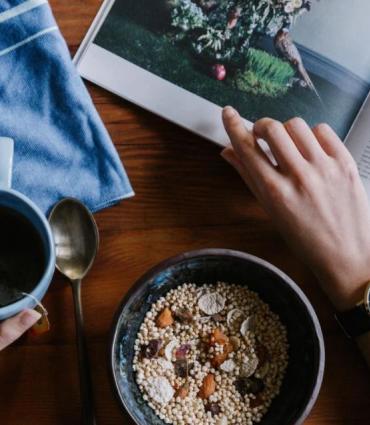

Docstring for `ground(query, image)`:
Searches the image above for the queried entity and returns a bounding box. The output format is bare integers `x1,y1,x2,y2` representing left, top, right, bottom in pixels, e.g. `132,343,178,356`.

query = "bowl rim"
109,248,325,425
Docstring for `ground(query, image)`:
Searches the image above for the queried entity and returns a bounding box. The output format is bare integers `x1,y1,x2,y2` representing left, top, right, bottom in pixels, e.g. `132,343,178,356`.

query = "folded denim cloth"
0,0,134,214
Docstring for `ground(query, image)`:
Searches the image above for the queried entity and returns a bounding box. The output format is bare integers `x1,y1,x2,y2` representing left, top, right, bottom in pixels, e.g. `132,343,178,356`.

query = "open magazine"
75,0,370,196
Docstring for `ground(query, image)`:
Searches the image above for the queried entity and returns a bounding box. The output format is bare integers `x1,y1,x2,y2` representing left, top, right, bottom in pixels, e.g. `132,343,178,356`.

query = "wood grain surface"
1,1,370,424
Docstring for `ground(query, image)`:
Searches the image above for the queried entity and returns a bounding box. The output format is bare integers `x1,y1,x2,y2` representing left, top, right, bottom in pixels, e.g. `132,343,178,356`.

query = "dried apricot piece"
156,307,174,328
198,373,216,399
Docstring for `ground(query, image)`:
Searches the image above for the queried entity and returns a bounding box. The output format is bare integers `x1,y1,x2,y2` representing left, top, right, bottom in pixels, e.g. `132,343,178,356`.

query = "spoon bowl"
49,198,99,281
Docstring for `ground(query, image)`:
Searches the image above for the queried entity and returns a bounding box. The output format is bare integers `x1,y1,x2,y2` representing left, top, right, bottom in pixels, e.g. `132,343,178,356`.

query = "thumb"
0,309,41,351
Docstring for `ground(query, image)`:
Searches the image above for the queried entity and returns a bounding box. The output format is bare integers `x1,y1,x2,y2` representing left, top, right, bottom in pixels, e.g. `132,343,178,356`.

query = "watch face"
365,282,370,315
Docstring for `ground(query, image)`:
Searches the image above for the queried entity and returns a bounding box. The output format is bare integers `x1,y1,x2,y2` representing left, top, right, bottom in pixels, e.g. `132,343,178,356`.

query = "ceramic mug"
0,137,55,321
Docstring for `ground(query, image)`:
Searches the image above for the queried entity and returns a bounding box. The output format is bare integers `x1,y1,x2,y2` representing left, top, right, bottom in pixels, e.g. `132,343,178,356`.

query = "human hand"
0,309,41,351
222,106,370,311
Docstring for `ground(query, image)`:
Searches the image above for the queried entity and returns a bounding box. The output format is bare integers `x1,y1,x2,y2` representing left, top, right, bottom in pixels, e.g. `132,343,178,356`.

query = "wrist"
316,264,370,312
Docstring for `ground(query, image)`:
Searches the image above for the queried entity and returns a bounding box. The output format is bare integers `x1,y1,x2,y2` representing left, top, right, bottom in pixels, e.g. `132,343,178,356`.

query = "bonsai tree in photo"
169,0,317,97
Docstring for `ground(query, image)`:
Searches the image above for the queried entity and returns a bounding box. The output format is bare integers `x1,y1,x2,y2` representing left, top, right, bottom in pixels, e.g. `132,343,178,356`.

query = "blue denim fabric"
0,0,134,214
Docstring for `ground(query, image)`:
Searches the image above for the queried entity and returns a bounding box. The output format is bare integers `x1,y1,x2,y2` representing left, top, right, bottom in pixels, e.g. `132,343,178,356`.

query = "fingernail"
223,106,236,119
20,309,42,328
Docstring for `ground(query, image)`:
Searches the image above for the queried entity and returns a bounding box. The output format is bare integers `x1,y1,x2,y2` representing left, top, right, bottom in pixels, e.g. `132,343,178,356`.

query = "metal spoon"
49,198,99,425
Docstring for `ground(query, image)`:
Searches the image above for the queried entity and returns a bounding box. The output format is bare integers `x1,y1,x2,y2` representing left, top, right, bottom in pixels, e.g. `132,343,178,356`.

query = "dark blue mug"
0,138,55,320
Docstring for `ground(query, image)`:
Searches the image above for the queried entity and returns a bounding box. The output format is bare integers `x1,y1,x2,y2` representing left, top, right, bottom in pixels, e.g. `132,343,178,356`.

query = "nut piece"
229,336,241,350
234,377,264,397
255,341,269,367
205,402,221,416
175,382,190,399
156,307,174,328
174,308,193,323
198,373,216,399
174,359,189,378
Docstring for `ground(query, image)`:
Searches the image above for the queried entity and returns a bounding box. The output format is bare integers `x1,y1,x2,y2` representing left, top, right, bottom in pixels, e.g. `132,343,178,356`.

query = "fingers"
254,118,306,172
312,123,352,161
0,309,41,351
221,146,258,194
222,107,279,183
284,117,326,162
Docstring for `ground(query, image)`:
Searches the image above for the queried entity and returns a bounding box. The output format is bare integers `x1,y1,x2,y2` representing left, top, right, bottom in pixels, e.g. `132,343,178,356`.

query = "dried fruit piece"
205,402,221,416
140,339,162,359
174,308,193,323
240,316,255,336
226,308,244,327
145,376,175,404
211,313,225,323
211,343,233,368
175,382,190,399
174,359,189,378
255,342,269,367
198,293,225,315
198,373,216,399
175,343,191,359
164,340,178,361
220,359,236,372
156,307,174,328
249,394,264,408
240,357,259,378
234,377,265,397
210,328,229,346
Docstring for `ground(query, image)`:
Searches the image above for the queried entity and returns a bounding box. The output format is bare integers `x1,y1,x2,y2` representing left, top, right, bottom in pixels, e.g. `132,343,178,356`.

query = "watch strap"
335,303,370,338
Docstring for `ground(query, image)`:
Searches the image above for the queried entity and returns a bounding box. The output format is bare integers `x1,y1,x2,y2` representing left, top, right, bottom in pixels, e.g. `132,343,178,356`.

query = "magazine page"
76,0,370,144
345,92,370,197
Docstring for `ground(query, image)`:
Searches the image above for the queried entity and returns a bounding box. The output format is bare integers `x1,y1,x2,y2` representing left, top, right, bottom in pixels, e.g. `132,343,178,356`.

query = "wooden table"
1,1,370,424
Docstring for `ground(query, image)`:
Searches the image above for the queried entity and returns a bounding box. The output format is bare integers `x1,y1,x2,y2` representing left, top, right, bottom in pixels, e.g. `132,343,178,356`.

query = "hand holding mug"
0,138,55,350
0,309,41,351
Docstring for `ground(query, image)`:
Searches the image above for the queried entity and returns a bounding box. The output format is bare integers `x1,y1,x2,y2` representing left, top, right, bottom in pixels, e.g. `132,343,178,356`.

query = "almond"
198,373,216,399
175,382,190,399
156,307,174,328
209,328,229,346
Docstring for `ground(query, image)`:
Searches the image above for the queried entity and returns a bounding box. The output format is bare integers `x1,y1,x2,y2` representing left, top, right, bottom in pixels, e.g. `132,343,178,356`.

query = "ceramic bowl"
110,249,325,425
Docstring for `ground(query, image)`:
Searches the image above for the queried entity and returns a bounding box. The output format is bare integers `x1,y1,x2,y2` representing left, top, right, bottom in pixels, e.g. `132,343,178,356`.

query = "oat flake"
240,316,255,336
220,359,236,373
164,340,178,361
157,358,174,371
145,376,175,404
240,357,259,378
198,292,225,315
226,308,244,327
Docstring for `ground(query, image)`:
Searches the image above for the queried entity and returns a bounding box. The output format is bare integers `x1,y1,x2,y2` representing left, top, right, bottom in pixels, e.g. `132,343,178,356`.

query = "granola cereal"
133,282,289,425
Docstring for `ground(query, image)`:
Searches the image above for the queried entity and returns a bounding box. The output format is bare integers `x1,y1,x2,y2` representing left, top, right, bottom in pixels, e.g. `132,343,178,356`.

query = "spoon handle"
71,279,96,425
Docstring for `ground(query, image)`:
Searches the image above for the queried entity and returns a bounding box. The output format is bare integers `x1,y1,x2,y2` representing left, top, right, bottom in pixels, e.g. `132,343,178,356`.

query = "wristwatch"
335,282,370,338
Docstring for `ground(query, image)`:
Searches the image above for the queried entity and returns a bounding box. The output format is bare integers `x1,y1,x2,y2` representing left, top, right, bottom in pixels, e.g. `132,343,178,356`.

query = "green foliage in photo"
231,48,295,97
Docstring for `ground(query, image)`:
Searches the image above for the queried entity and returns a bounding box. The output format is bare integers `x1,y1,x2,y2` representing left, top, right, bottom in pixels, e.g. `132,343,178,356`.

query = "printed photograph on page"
93,0,370,139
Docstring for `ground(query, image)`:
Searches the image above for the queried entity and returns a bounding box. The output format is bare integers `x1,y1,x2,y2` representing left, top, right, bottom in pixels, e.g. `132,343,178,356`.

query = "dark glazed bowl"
110,249,325,425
